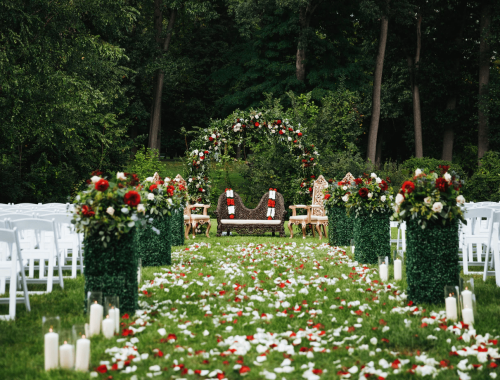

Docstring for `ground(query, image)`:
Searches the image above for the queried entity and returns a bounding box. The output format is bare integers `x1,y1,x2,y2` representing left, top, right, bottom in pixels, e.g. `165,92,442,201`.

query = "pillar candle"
379,263,388,282
75,336,90,371
89,301,103,337
113,308,120,333
463,307,474,325
44,329,59,370
445,295,458,321
394,259,402,281
462,288,473,309
59,341,75,369
102,316,115,339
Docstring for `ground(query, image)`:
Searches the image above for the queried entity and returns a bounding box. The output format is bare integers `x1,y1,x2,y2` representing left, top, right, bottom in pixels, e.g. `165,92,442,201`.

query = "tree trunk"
148,5,177,152
375,131,383,168
441,97,457,161
295,1,321,82
366,16,389,163
412,14,423,158
478,1,491,161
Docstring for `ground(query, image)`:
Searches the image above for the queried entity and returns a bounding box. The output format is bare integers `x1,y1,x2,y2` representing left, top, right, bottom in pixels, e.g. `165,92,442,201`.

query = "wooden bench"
214,191,286,237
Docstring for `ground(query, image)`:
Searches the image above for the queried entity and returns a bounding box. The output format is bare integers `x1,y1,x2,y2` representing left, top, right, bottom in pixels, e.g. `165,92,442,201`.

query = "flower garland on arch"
267,188,277,220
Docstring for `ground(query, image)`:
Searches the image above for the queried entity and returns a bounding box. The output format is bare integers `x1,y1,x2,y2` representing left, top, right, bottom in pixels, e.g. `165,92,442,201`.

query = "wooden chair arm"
188,204,210,216
289,205,309,217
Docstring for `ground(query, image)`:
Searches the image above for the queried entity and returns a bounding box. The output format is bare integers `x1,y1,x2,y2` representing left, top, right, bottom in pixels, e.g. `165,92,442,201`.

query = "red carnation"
402,181,415,194
124,191,141,207
297,132,303,137
149,184,158,192
95,179,109,192
379,180,388,191
435,177,448,192
354,178,363,185
358,188,369,198
229,215,235,219
324,194,331,200
167,185,175,196
81,205,95,217
255,122,260,127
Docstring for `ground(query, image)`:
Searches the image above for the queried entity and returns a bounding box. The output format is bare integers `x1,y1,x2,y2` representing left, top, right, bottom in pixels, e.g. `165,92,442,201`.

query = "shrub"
401,157,466,181
463,151,500,202
128,147,165,181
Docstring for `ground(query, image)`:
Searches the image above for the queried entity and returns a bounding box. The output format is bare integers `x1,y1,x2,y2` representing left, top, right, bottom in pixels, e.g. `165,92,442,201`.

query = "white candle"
59,342,75,369
379,263,388,282
137,266,141,284
385,256,389,266
394,258,402,280
44,329,59,370
75,336,90,371
445,295,458,321
89,301,103,337
102,316,114,339
462,288,473,309
463,307,474,325
113,308,120,333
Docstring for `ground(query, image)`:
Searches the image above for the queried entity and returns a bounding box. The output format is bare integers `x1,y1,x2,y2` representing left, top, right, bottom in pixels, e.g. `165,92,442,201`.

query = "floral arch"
184,109,322,206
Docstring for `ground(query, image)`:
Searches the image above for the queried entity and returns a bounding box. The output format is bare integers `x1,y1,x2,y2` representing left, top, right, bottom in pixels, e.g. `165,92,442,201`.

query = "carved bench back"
216,191,285,220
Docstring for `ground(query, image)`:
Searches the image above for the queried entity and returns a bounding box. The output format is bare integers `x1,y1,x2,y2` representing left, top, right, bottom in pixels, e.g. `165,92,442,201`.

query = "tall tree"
296,0,323,82
478,0,492,160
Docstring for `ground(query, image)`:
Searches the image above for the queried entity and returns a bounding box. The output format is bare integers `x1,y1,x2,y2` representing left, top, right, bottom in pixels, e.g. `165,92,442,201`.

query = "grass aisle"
1,234,500,380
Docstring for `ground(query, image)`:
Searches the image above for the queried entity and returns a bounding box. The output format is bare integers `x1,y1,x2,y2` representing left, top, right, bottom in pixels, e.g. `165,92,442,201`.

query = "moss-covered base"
171,209,185,246
328,206,353,246
353,213,390,264
83,231,138,313
136,217,172,267
406,220,459,305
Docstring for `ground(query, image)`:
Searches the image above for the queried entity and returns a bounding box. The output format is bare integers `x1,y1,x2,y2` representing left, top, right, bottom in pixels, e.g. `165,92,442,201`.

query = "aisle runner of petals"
92,243,500,380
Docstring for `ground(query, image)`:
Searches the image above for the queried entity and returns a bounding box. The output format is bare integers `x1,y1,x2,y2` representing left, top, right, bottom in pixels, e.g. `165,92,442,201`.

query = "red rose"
379,180,388,191
230,215,235,219
358,188,369,198
308,187,312,192
198,187,204,193
402,181,415,194
81,205,95,217
310,157,314,161
279,130,284,135
294,140,297,143
178,184,185,191
311,175,315,179
204,150,209,154
95,179,109,192
435,177,448,192
354,178,363,185
255,122,259,127
324,194,331,200
95,364,108,374
200,156,204,160
209,136,213,141
86,179,91,184
276,119,282,125
124,191,141,207
302,159,307,163
297,132,303,137
288,127,293,132
149,184,158,192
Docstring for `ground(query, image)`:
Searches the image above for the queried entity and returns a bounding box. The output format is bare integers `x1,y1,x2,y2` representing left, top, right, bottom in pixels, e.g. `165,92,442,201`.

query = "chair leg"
47,257,54,293
206,221,211,238
316,224,322,240
185,224,190,240
301,223,306,239
192,223,196,239
288,222,294,238
57,251,64,289
322,224,328,239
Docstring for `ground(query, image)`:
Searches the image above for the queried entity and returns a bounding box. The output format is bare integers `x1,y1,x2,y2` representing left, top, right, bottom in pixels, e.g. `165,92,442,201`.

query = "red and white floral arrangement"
267,188,277,220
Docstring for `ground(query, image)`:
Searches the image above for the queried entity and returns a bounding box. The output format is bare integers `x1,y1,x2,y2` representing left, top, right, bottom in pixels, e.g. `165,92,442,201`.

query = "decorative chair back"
173,174,187,188
342,172,356,184
311,175,328,217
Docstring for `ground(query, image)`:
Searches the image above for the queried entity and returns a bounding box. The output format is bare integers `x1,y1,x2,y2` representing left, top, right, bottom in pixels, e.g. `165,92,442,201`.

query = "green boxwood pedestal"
136,216,172,266
353,212,390,264
406,220,459,305
83,231,138,313
328,205,353,246
170,208,185,246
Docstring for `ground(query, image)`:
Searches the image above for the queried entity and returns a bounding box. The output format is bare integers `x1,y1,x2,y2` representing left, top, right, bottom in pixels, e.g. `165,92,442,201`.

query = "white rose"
381,195,386,202
145,177,154,182
288,137,292,141
367,192,373,199
211,133,216,139
432,202,443,213
199,151,204,157
444,172,452,183
91,176,101,183
167,198,173,205
193,149,198,155
188,178,192,182
395,193,405,205
456,195,465,205
255,115,259,119
342,186,347,191
342,194,349,203
106,206,115,216
424,197,432,205
137,204,145,213
164,177,171,183
376,177,382,184
234,126,240,132
236,123,241,127
116,172,127,181
147,193,155,200
415,169,422,176
371,173,377,179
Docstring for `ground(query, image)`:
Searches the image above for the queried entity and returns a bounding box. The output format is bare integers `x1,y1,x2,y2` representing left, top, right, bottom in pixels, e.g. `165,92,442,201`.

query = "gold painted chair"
185,204,211,238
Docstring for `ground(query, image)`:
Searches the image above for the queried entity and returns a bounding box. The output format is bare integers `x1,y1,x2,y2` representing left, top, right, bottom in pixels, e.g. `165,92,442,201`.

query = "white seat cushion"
311,216,328,221
289,215,308,220
221,219,281,225
191,215,209,220
183,215,189,220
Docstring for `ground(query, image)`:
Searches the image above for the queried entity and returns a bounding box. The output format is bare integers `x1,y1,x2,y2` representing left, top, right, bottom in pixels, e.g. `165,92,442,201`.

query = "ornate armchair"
185,204,211,238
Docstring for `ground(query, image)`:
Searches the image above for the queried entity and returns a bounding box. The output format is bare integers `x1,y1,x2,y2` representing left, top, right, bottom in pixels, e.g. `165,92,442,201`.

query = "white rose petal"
91,176,101,183
370,337,377,345
432,202,443,213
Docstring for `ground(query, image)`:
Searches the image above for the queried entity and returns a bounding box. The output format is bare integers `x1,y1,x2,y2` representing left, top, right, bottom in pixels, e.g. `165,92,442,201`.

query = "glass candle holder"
461,286,475,325
393,250,402,281
378,256,388,282
104,295,120,334
137,258,142,284
87,291,103,337
72,324,90,372
460,278,475,293
350,239,355,254
59,329,75,370
43,316,60,371
444,285,459,322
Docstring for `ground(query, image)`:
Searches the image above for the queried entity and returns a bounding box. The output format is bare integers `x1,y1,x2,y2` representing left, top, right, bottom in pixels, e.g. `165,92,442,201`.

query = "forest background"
1,0,500,207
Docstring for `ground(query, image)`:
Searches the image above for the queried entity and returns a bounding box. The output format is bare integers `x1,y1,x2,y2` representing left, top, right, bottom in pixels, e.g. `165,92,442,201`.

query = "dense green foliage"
327,205,354,246
464,151,500,202
170,209,185,246
135,217,172,266
353,212,391,264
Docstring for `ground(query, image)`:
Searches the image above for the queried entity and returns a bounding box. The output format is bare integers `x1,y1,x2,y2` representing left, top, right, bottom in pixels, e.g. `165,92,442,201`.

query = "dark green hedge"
170,209,185,246
406,220,459,305
327,205,353,246
83,231,138,313
353,212,390,264
135,216,172,266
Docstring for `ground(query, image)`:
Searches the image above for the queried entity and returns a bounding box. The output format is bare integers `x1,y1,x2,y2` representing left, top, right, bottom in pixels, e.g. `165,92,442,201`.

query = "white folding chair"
462,208,494,275
9,219,64,293
0,227,31,320
37,213,82,279
484,211,500,285
390,221,406,252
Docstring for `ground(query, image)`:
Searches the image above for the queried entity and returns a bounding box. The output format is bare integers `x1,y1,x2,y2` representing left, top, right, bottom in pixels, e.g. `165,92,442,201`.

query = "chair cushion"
221,219,281,225
191,215,209,220
289,215,308,220
310,216,328,221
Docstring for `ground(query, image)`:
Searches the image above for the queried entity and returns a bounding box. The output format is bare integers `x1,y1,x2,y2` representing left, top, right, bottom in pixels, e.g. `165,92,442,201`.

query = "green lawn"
1,230,499,380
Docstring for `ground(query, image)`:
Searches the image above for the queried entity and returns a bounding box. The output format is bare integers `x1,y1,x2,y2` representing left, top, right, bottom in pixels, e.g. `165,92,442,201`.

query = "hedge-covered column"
171,208,185,246
406,220,459,305
135,216,172,266
353,212,390,264
84,231,138,313
327,205,353,246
